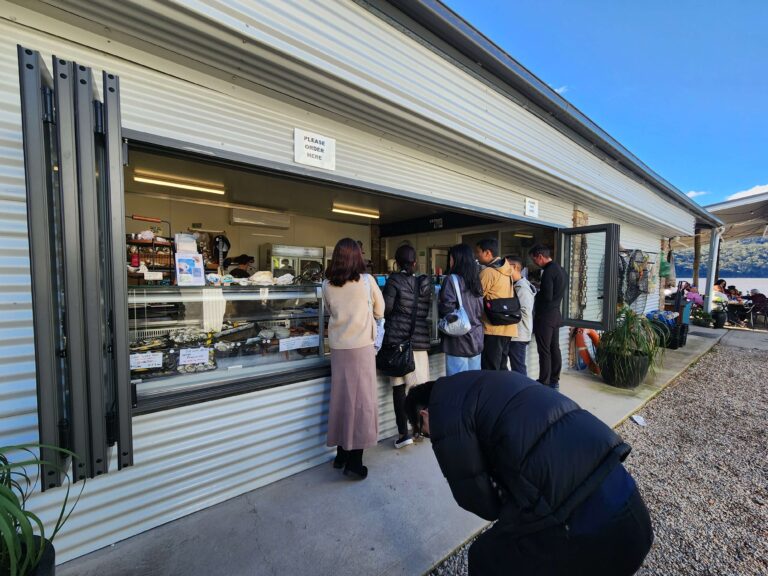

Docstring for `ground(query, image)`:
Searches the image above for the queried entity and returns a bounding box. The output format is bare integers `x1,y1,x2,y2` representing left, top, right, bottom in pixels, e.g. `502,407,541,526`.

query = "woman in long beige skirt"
322,238,384,479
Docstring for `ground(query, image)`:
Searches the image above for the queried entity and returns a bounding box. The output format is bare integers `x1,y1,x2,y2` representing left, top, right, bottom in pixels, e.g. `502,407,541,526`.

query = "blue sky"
444,0,767,205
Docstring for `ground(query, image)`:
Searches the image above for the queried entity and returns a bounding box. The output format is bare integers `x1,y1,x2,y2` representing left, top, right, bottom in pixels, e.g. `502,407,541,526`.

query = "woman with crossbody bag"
439,244,484,376
381,245,432,449
322,238,384,480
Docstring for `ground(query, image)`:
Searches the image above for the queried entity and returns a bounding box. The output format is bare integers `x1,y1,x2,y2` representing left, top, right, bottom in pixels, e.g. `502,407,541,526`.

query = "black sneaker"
394,435,414,449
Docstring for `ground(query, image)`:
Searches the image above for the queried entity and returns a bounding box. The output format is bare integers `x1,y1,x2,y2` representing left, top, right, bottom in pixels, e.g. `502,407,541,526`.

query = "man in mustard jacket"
475,239,518,370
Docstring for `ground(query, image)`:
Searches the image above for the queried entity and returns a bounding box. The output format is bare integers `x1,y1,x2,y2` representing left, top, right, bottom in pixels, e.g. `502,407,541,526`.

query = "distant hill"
675,237,768,277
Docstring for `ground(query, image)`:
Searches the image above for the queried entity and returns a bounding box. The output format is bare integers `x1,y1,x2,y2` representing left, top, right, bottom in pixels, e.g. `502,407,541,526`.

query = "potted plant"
596,307,667,389
690,307,712,327
1,445,83,576
710,301,727,329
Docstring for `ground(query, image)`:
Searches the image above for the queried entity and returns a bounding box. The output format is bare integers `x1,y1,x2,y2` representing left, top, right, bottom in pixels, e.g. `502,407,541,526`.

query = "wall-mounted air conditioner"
230,208,290,229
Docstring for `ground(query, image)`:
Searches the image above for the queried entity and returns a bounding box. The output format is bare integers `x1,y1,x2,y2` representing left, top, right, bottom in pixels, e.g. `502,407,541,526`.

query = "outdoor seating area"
665,280,768,331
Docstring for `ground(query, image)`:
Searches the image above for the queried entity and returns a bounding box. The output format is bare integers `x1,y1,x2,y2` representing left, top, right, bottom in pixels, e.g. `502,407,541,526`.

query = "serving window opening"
122,145,559,411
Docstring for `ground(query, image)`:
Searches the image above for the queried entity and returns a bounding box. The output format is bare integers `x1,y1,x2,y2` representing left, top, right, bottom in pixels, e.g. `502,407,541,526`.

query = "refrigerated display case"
260,244,324,279
128,285,326,399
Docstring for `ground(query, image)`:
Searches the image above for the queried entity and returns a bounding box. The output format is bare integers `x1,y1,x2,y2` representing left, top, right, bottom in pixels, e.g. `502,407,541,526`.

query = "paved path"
59,328,726,576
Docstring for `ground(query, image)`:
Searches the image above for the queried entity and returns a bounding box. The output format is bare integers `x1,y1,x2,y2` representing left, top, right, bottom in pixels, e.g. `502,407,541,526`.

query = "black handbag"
376,277,419,377
484,273,522,326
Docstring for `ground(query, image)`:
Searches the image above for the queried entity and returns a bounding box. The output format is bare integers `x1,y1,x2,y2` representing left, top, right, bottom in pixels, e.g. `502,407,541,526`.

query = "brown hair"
326,238,366,287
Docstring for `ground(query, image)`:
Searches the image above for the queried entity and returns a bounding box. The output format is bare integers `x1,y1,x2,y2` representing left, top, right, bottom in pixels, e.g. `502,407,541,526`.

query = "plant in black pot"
596,307,667,389
690,306,712,327
710,301,727,329
1,445,83,576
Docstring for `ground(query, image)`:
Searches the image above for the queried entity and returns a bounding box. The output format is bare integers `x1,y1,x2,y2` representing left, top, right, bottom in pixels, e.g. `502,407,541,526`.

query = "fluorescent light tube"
331,205,380,219
513,233,534,239
134,172,225,195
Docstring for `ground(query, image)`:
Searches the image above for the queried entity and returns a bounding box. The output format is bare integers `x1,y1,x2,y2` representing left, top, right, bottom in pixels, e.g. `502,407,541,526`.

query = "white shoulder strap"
451,274,464,310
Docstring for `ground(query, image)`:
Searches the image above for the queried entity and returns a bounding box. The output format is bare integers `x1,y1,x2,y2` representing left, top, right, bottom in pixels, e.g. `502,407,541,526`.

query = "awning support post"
692,228,701,287
704,228,721,313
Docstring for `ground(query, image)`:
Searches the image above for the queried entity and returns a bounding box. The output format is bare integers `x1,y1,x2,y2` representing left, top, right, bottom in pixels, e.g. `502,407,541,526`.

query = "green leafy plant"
690,306,712,327
596,307,667,387
0,445,83,576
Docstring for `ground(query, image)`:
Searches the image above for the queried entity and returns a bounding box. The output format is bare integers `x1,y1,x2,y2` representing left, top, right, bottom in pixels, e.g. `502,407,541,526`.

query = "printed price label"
130,352,163,370
278,334,320,352
179,347,211,365
143,271,163,280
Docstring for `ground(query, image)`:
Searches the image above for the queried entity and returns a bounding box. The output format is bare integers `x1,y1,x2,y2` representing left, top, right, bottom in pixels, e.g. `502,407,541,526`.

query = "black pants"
468,487,654,576
507,341,528,376
393,385,408,436
534,318,561,385
481,335,511,370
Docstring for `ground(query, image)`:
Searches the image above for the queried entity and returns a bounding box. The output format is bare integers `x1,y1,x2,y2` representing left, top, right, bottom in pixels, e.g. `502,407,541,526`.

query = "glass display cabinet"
128,285,327,399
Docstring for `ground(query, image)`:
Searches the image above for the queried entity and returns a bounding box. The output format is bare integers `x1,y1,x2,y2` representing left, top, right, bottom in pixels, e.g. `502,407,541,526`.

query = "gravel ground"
427,344,768,575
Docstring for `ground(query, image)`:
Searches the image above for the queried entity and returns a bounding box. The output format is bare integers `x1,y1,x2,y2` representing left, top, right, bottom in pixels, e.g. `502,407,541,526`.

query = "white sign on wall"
524,197,540,218
294,128,336,170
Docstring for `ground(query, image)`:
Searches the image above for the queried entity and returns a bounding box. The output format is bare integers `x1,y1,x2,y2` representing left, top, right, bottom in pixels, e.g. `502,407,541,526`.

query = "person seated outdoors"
713,279,727,294
726,285,743,302
685,286,704,307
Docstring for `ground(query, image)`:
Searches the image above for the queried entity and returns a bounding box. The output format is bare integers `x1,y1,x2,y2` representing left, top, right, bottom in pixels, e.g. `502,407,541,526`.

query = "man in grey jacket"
505,255,536,375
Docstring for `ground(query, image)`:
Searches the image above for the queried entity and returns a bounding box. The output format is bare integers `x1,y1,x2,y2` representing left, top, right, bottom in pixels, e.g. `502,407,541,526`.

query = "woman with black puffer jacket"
382,244,433,449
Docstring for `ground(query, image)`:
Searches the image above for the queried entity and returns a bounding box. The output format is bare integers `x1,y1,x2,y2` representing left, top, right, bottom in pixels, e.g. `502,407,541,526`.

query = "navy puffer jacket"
429,370,631,535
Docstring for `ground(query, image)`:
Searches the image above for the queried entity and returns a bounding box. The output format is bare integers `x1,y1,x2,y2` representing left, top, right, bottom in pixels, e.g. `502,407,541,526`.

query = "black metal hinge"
42,86,54,123
94,100,104,134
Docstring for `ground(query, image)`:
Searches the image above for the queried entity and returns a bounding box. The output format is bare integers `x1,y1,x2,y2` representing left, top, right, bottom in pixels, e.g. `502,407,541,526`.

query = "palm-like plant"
0,445,83,576
596,307,668,388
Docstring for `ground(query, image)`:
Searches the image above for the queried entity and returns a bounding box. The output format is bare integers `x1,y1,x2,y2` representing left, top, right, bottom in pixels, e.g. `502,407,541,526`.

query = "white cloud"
554,85,569,95
727,183,768,200
686,190,708,199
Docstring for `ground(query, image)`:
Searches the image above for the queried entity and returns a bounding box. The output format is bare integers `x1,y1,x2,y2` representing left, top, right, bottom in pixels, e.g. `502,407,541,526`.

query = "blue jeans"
445,354,481,376
507,341,528,376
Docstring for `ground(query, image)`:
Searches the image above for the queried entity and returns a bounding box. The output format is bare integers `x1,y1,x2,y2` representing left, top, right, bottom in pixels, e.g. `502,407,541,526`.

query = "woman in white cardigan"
322,238,384,479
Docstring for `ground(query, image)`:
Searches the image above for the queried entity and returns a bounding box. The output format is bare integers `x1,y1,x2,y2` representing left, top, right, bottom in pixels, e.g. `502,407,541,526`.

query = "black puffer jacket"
383,272,433,350
429,370,631,535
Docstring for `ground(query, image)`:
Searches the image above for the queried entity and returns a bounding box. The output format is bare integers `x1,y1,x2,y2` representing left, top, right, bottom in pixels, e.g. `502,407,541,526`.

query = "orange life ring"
575,328,601,375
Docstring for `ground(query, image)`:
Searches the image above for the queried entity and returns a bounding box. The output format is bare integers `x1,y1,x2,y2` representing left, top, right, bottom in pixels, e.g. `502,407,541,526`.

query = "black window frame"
558,223,620,332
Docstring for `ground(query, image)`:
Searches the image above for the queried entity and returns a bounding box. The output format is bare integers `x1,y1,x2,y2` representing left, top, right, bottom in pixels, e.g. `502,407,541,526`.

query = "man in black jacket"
529,244,567,390
405,371,653,576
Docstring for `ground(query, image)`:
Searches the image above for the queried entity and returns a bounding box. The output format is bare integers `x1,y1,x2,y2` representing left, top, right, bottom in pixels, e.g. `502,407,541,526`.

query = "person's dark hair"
528,244,551,259
395,244,417,274
405,381,434,436
715,279,727,289
475,238,498,257
326,238,366,287
505,254,524,268
447,243,483,297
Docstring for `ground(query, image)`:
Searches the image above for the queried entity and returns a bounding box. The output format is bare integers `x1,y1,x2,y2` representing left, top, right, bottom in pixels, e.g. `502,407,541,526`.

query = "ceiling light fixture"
513,233,534,239
134,171,226,195
251,233,285,238
331,203,380,219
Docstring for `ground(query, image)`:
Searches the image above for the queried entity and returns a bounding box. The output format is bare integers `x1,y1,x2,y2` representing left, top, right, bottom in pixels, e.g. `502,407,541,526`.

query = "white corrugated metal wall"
31,0,698,236
0,19,572,563
0,5,691,564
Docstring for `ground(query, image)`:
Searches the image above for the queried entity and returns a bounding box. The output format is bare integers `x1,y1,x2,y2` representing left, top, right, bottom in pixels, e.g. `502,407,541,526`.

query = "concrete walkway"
58,327,726,576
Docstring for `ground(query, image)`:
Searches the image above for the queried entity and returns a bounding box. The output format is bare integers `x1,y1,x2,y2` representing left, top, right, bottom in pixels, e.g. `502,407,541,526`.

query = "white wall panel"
19,0,700,235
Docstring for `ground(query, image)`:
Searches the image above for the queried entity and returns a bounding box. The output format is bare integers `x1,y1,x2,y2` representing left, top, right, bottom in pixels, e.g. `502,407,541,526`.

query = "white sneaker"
394,435,414,449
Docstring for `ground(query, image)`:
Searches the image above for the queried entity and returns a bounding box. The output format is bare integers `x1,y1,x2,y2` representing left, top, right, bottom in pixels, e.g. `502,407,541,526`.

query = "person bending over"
405,371,654,576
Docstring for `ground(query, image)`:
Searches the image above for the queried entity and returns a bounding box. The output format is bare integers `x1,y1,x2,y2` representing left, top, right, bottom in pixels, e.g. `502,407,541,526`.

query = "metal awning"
705,193,768,241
